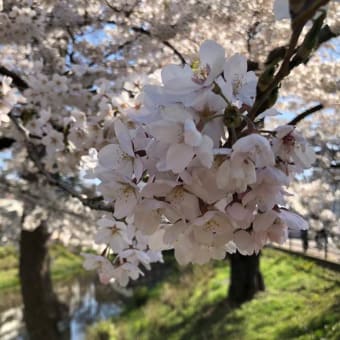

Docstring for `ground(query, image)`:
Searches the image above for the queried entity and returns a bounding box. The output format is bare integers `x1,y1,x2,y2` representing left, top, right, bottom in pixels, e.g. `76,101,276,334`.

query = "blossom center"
192,63,211,84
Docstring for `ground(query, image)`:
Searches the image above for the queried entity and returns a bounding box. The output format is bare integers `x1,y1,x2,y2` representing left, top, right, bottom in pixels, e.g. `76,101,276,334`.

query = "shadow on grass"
174,299,245,340
138,295,248,340
276,299,340,340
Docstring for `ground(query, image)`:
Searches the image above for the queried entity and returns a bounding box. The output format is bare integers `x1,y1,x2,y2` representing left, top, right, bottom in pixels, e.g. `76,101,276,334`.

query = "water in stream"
0,275,127,340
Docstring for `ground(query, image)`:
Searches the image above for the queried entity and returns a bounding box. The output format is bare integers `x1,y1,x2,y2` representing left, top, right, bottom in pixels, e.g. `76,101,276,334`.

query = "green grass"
0,243,84,291
87,249,340,340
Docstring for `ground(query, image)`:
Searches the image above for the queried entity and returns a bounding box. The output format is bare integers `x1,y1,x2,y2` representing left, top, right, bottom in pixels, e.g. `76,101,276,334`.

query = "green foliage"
0,243,84,291
0,245,20,290
0,268,20,291
88,249,340,340
86,321,118,340
50,243,84,281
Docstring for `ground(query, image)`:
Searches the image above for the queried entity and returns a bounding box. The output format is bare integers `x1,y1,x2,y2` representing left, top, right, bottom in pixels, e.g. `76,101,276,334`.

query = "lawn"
0,243,84,291
87,248,340,340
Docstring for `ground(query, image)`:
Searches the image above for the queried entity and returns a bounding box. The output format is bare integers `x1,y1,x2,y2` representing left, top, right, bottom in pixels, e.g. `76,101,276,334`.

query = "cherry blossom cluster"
0,5,44,43
81,40,316,286
0,76,21,125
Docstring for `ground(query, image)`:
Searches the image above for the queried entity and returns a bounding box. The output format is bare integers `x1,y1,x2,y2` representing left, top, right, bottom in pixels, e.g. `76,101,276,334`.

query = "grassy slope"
88,249,340,340
0,243,84,291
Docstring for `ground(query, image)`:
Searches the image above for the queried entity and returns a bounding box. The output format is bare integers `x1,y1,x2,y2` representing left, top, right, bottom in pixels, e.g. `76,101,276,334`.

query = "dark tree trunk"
19,223,69,340
228,251,265,305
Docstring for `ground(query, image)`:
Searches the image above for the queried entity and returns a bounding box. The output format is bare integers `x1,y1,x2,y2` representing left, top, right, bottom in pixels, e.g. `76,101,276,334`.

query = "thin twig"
104,1,186,64
288,104,324,125
161,40,186,65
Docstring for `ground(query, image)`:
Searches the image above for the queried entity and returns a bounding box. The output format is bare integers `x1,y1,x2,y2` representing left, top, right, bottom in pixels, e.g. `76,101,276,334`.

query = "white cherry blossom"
112,262,144,287
161,40,225,95
0,76,20,124
216,155,256,193
223,53,257,106
98,178,139,219
81,253,115,284
273,125,316,172
232,133,275,168
95,216,130,252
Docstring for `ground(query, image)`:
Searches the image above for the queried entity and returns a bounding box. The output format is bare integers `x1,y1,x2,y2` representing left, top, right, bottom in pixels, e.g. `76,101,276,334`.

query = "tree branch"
104,1,186,65
0,137,15,150
104,0,140,18
248,0,330,120
161,40,186,65
249,29,303,119
0,66,29,90
131,25,185,65
9,113,114,213
0,178,90,221
288,104,324,125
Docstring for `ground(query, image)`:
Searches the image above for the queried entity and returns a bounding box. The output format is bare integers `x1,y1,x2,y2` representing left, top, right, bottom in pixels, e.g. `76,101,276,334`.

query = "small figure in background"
301,229,309,253
315,228,327,250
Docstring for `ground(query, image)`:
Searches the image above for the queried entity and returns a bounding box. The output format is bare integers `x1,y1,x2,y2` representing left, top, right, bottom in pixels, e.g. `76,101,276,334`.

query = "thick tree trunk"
228,251,265,305
19,223,68,340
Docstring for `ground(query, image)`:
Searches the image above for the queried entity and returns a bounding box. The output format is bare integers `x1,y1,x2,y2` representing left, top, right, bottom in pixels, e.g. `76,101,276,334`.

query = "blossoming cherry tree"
80,40,315,286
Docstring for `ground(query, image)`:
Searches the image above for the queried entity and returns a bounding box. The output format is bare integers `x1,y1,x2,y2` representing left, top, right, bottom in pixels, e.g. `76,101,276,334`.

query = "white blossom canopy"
0,0,338,285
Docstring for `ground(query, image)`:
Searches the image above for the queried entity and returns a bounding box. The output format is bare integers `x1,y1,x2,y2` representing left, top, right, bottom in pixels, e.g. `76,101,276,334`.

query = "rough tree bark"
228,251,265,305
19,222,69,340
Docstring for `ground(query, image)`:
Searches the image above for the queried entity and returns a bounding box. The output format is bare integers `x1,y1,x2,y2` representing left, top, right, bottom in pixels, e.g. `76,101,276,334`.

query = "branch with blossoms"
8,112,115,213
101,0,186,65
78,39,317,286
0,0,337,287
130,25,186,65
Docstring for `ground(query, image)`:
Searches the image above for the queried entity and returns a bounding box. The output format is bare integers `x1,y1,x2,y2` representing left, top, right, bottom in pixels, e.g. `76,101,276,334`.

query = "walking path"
271,238,340,266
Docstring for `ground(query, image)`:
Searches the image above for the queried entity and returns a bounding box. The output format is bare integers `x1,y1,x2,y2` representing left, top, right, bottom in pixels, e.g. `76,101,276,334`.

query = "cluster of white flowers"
0,76,21,125
81,40,316,286
0,1,338,288
0,5,46,44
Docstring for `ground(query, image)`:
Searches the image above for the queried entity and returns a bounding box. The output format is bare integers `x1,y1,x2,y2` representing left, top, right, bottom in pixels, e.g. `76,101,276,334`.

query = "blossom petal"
147,120,182,144
224,53,247,80
233,230,254,253
113,186,138,219
161,64,198,93
216,159,231,190
279,210,308,230
253,210,278,231
199,40,225,82
184,119,202,146
114,119,134,157
196,135,214,168
166,143,195,173
98,144,133,176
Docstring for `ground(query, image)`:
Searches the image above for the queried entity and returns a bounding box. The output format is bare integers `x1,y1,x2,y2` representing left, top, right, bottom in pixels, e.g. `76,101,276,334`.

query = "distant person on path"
301,230,309,252
315,228,328,250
